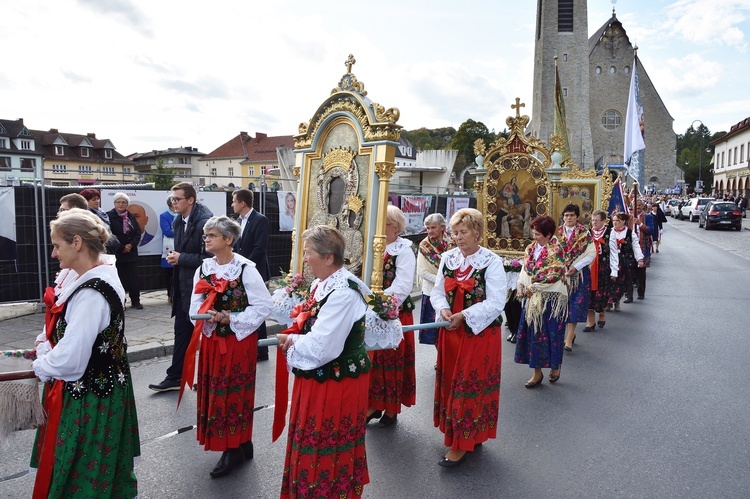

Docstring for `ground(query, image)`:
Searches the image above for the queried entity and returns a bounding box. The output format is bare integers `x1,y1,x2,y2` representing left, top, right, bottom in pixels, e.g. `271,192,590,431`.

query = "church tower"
529,0,594,169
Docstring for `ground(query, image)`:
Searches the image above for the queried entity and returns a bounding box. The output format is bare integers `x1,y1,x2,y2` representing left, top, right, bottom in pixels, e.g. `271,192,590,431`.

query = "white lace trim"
315,267,371,299
201,254,255,281
364,311,403,350
231,310,265,341
442,247,496,271
269,288,304,327
385,237,412,256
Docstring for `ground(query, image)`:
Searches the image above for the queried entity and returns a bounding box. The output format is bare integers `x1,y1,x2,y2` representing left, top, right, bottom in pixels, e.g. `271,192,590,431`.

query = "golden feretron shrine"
290,55,402,293
474,99,614,258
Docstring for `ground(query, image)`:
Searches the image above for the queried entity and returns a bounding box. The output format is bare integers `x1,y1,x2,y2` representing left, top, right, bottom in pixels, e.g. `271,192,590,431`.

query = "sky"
2,0,749,155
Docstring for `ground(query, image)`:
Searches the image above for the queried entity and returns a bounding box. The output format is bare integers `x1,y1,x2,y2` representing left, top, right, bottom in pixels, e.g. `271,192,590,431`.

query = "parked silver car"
666,199,681,217
679,197,714,222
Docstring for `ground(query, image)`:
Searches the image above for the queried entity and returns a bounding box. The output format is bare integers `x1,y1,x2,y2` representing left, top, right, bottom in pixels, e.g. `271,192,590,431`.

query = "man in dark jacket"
108,192,143,309
231,188,270,360
149,182,213,392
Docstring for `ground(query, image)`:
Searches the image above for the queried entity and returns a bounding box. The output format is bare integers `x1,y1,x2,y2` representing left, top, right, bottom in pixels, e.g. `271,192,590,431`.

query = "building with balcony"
711,116,750,197
0,118,44,186
198,132,293,189
128,146,206,184
29,128,135,186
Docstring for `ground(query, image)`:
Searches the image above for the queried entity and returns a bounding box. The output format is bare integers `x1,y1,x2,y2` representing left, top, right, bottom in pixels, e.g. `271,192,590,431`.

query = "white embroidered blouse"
430,247,507,334
286,267,369,371
384,237,416,306
189,254,272,341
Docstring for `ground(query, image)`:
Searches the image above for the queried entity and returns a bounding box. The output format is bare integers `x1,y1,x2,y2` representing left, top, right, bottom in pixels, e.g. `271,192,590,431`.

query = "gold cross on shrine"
345,54,356,74
511,98,525,117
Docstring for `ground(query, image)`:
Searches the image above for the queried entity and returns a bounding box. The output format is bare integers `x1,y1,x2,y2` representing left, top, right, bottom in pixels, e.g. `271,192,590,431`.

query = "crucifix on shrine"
345,54,356,74
511,98,525,117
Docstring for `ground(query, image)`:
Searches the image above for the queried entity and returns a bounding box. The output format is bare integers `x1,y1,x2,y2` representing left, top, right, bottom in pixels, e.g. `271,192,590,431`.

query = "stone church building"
528,0,676,192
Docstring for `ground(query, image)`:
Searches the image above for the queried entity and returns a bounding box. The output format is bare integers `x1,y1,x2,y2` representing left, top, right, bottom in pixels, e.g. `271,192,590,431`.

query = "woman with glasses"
188,216,272,478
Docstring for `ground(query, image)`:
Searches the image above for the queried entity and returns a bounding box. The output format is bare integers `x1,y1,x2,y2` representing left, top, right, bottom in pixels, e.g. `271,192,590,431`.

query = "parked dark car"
699,201,743,231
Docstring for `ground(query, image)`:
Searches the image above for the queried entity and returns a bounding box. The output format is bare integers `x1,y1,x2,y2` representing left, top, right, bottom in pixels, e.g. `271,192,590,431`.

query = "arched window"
601,110,622,130
595,66,602,74
609,66,616,74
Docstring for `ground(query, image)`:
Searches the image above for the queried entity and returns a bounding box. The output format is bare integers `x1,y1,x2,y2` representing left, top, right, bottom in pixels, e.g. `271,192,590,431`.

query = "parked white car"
679,197,714,222
666,199,681,217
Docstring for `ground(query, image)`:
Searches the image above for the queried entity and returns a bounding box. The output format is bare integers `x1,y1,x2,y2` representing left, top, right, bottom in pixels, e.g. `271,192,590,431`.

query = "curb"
126,323,288,364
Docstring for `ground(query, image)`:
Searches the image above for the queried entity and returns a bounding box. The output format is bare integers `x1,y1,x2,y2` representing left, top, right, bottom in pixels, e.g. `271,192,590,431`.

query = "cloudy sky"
2,0,749,155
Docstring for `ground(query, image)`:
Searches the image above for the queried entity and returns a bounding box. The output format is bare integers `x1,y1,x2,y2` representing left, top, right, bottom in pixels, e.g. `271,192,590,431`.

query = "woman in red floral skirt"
188,216,272,478
431,208,506,467
276,225,372,498
366,205,417,428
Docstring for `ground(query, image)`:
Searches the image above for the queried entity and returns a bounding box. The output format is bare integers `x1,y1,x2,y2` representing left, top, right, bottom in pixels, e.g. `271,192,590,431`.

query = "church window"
601,110,622,130
609,66,616,74
595,66,602,75
558,0,573,32
563,53,568,62
624,66,630,74
563,88,568,97
536,0,543,40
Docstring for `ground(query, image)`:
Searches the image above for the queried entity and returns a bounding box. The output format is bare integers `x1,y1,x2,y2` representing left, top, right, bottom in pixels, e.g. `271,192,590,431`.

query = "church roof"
589,10,674,122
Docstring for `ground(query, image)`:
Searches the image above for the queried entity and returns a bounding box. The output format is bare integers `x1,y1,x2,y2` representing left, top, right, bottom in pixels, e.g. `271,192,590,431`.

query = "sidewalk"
0,290,286,363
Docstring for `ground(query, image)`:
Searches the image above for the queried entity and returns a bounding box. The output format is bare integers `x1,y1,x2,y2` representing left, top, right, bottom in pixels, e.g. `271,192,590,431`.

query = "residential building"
0,118,44,186
128,146,206,184
711,116,750,197
198,132,293,189
30,128,135,186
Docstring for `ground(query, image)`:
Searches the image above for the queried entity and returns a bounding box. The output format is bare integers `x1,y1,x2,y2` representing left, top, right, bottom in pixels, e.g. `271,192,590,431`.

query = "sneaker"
148,378,181,392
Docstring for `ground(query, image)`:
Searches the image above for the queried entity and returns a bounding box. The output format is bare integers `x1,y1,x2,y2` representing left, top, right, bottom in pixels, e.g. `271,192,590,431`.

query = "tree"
146,157,176,190
676,124,724,191
451,119,496,172
401,127,456,151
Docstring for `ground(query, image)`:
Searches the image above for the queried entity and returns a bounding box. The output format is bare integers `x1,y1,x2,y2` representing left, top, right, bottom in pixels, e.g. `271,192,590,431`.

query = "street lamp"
691,119,704,193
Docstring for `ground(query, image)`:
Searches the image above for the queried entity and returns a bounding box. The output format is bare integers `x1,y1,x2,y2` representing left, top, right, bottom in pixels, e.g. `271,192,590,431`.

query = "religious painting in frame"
554,165,614,225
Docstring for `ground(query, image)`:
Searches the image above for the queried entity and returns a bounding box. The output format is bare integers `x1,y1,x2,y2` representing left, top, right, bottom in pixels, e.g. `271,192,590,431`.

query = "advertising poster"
277,191,297,231
401,195,432,235
101,189,227,256
445,197,470,223
0,187,17,261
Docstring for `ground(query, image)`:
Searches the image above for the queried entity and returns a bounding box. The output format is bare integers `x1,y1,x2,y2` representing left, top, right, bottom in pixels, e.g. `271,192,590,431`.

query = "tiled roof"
203,132,293,162
29,129,133,164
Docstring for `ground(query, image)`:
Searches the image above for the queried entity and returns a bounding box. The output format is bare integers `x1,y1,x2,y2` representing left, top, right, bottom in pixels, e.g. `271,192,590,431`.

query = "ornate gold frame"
555,165,615,223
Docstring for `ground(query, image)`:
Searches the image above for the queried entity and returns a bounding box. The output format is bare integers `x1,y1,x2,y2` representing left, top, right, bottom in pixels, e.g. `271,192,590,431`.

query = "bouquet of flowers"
503,258,522,273
366,293,400,321
269,272,309,327
364,293,403,350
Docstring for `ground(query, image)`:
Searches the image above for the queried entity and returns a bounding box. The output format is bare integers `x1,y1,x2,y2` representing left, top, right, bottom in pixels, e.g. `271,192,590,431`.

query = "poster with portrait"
277,191,297,231
554,176,605,226
0,187,17,261
401,195,433,235
445,197,470,223
101,190,227,256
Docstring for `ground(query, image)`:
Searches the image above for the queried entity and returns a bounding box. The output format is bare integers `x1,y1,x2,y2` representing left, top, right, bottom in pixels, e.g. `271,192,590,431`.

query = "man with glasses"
149,182,213,392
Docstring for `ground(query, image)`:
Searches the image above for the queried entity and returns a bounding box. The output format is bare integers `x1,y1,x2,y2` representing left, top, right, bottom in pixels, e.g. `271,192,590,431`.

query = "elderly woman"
187,216,272,478
582,210,618,332
107,192,143,309
31,208,140,498
514,215,568,387
276,225,372,498
417,213,454,346
367,205,417,427
430,208,506,467
610,212,645,308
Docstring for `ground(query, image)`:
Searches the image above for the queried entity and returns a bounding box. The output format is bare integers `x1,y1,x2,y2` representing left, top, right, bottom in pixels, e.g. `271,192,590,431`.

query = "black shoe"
240,441,253,460
506,332,517,343
257,354,269,361
378,414,398,428
131,303,143,310
597,321,605,328
582,325,595,332
549,371,561,383
525,373,544,388
624,297,633,303
148,378,180,392
366,410,383,424
438,452,468,468
563,345,572,352
210,448,244,478
637,295,644,300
